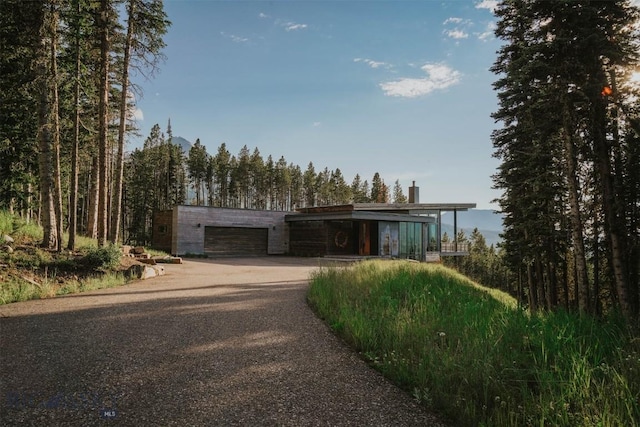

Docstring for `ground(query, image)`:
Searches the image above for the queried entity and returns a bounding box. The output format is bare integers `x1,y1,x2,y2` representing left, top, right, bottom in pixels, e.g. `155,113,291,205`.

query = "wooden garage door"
204,226,268,256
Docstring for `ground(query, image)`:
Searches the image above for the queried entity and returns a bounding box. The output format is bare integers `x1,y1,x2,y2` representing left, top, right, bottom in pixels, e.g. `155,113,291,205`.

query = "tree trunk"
97,0,110,247
593,84,631,321
110,0,134,244
87,155,99,239
37,3,57,250
50,0,64,252
561,97,590,314
67,0,81,251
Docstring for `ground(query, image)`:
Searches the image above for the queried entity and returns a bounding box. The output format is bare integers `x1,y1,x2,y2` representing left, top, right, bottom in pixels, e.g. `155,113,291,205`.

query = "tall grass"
308,260,640,426
0,210,42,242
0,272,127,304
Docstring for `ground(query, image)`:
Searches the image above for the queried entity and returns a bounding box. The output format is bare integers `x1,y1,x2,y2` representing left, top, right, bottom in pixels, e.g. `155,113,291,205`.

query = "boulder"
2,234,14,244
121,245,133,255
132,246,146,255
126,264,165,280
2,245,13,254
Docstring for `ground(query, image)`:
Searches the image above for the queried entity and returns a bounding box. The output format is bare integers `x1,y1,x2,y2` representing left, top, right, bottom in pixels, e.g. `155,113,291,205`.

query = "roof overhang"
285,210,437,223
295,203,476,215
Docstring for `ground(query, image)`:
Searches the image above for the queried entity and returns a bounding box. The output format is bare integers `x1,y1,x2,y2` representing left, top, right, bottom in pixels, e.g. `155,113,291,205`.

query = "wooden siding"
326,221,355,256
172,206,289,256
204,227,268,256
289,221,327,256
151,210,173,253
289,220,357,256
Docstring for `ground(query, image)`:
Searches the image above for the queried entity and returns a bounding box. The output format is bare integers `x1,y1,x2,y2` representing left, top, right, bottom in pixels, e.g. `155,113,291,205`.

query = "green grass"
0,272,128,304
0,210,42,243
307,260,640,427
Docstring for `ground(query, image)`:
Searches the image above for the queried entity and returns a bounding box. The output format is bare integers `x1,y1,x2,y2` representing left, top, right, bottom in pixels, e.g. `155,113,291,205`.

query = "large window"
399,222,422,260
426,222,438,252
379,222,399,256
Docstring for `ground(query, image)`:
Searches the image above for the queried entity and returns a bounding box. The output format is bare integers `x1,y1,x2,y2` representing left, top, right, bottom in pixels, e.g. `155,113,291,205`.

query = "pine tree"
303,162,317,207
187,139,208,205
0,0,41,217
392,179,407,203
492,0,640,317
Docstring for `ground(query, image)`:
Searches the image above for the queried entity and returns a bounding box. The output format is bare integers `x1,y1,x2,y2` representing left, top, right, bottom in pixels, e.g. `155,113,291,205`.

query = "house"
286,202,475,261
152,192,475,262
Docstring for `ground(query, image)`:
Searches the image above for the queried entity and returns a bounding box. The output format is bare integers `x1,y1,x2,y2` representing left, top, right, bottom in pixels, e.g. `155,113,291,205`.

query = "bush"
81,245,122,271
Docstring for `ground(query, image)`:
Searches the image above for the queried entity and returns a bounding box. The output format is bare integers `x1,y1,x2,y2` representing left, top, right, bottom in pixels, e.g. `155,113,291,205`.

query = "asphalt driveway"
0,257,446,426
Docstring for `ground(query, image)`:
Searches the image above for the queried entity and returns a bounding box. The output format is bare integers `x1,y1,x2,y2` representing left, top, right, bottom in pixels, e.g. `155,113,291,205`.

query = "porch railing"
440,241,470,253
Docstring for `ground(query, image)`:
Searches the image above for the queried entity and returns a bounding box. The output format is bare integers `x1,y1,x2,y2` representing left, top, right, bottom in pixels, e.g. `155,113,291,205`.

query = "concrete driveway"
0,257,446,426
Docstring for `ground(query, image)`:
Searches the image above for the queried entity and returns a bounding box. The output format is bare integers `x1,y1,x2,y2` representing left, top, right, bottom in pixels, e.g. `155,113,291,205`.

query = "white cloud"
354,58,389,69
258,12,269,19
477,22,496,41
220,32,249,43
380,63,462,98
284,22,307,32
443,17,464,25
475,0,498,13
445,29,469,39
312,122,322,127
132,108,144,121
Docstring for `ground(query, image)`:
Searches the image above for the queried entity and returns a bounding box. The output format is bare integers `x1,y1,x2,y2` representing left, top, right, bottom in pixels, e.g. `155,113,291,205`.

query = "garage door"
204,226,268,256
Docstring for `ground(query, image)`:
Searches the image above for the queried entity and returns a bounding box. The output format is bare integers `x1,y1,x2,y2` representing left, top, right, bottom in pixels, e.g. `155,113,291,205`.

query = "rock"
121,245,133,255
2,245,13,254
137,258,157,265
132,246,146,255
126,264,165,280
3,234,14,244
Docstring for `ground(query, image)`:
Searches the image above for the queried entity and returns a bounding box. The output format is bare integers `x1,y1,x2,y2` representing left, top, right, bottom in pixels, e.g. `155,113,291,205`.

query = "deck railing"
440,241,470,253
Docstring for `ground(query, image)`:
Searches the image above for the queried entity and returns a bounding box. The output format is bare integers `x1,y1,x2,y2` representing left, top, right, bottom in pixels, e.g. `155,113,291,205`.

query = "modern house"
286,202,475,261
152,184,475,262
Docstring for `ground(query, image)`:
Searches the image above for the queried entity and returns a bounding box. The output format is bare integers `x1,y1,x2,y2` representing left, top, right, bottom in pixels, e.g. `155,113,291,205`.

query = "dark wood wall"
289,220,357,257
326,221,355,256
151,210,173,253
289,221,327,256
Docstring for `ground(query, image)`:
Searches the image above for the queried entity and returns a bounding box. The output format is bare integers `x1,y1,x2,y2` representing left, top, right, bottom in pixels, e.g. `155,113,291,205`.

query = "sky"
130,0,504,209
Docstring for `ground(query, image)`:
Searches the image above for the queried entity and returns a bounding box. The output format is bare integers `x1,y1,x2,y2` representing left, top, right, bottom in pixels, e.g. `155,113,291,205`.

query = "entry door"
358,221,371,255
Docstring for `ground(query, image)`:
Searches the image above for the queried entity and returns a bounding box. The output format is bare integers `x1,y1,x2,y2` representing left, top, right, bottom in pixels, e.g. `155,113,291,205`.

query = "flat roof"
285,210,438,223
295,203,476,215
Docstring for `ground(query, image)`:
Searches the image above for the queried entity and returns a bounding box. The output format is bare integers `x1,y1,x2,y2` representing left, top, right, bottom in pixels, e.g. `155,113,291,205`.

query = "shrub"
81,245,122,271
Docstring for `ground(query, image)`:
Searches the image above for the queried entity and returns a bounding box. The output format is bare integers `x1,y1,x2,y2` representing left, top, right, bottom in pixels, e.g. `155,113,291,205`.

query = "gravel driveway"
0,257,447,426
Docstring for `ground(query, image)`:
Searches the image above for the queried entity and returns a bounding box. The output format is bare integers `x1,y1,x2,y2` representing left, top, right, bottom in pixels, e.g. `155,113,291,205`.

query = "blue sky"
131,0,502,209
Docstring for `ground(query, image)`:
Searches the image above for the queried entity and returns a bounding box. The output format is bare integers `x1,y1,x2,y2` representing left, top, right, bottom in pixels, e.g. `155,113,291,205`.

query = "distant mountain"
441,209,504,247
170,136,193,154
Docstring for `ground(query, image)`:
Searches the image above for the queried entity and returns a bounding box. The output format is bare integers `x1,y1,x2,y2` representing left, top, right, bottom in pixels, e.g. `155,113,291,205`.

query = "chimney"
408,181,419,203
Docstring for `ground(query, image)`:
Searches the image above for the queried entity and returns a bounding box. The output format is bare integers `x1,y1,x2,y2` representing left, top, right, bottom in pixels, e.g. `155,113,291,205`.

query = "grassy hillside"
0,211,130,304
307,260,639,426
